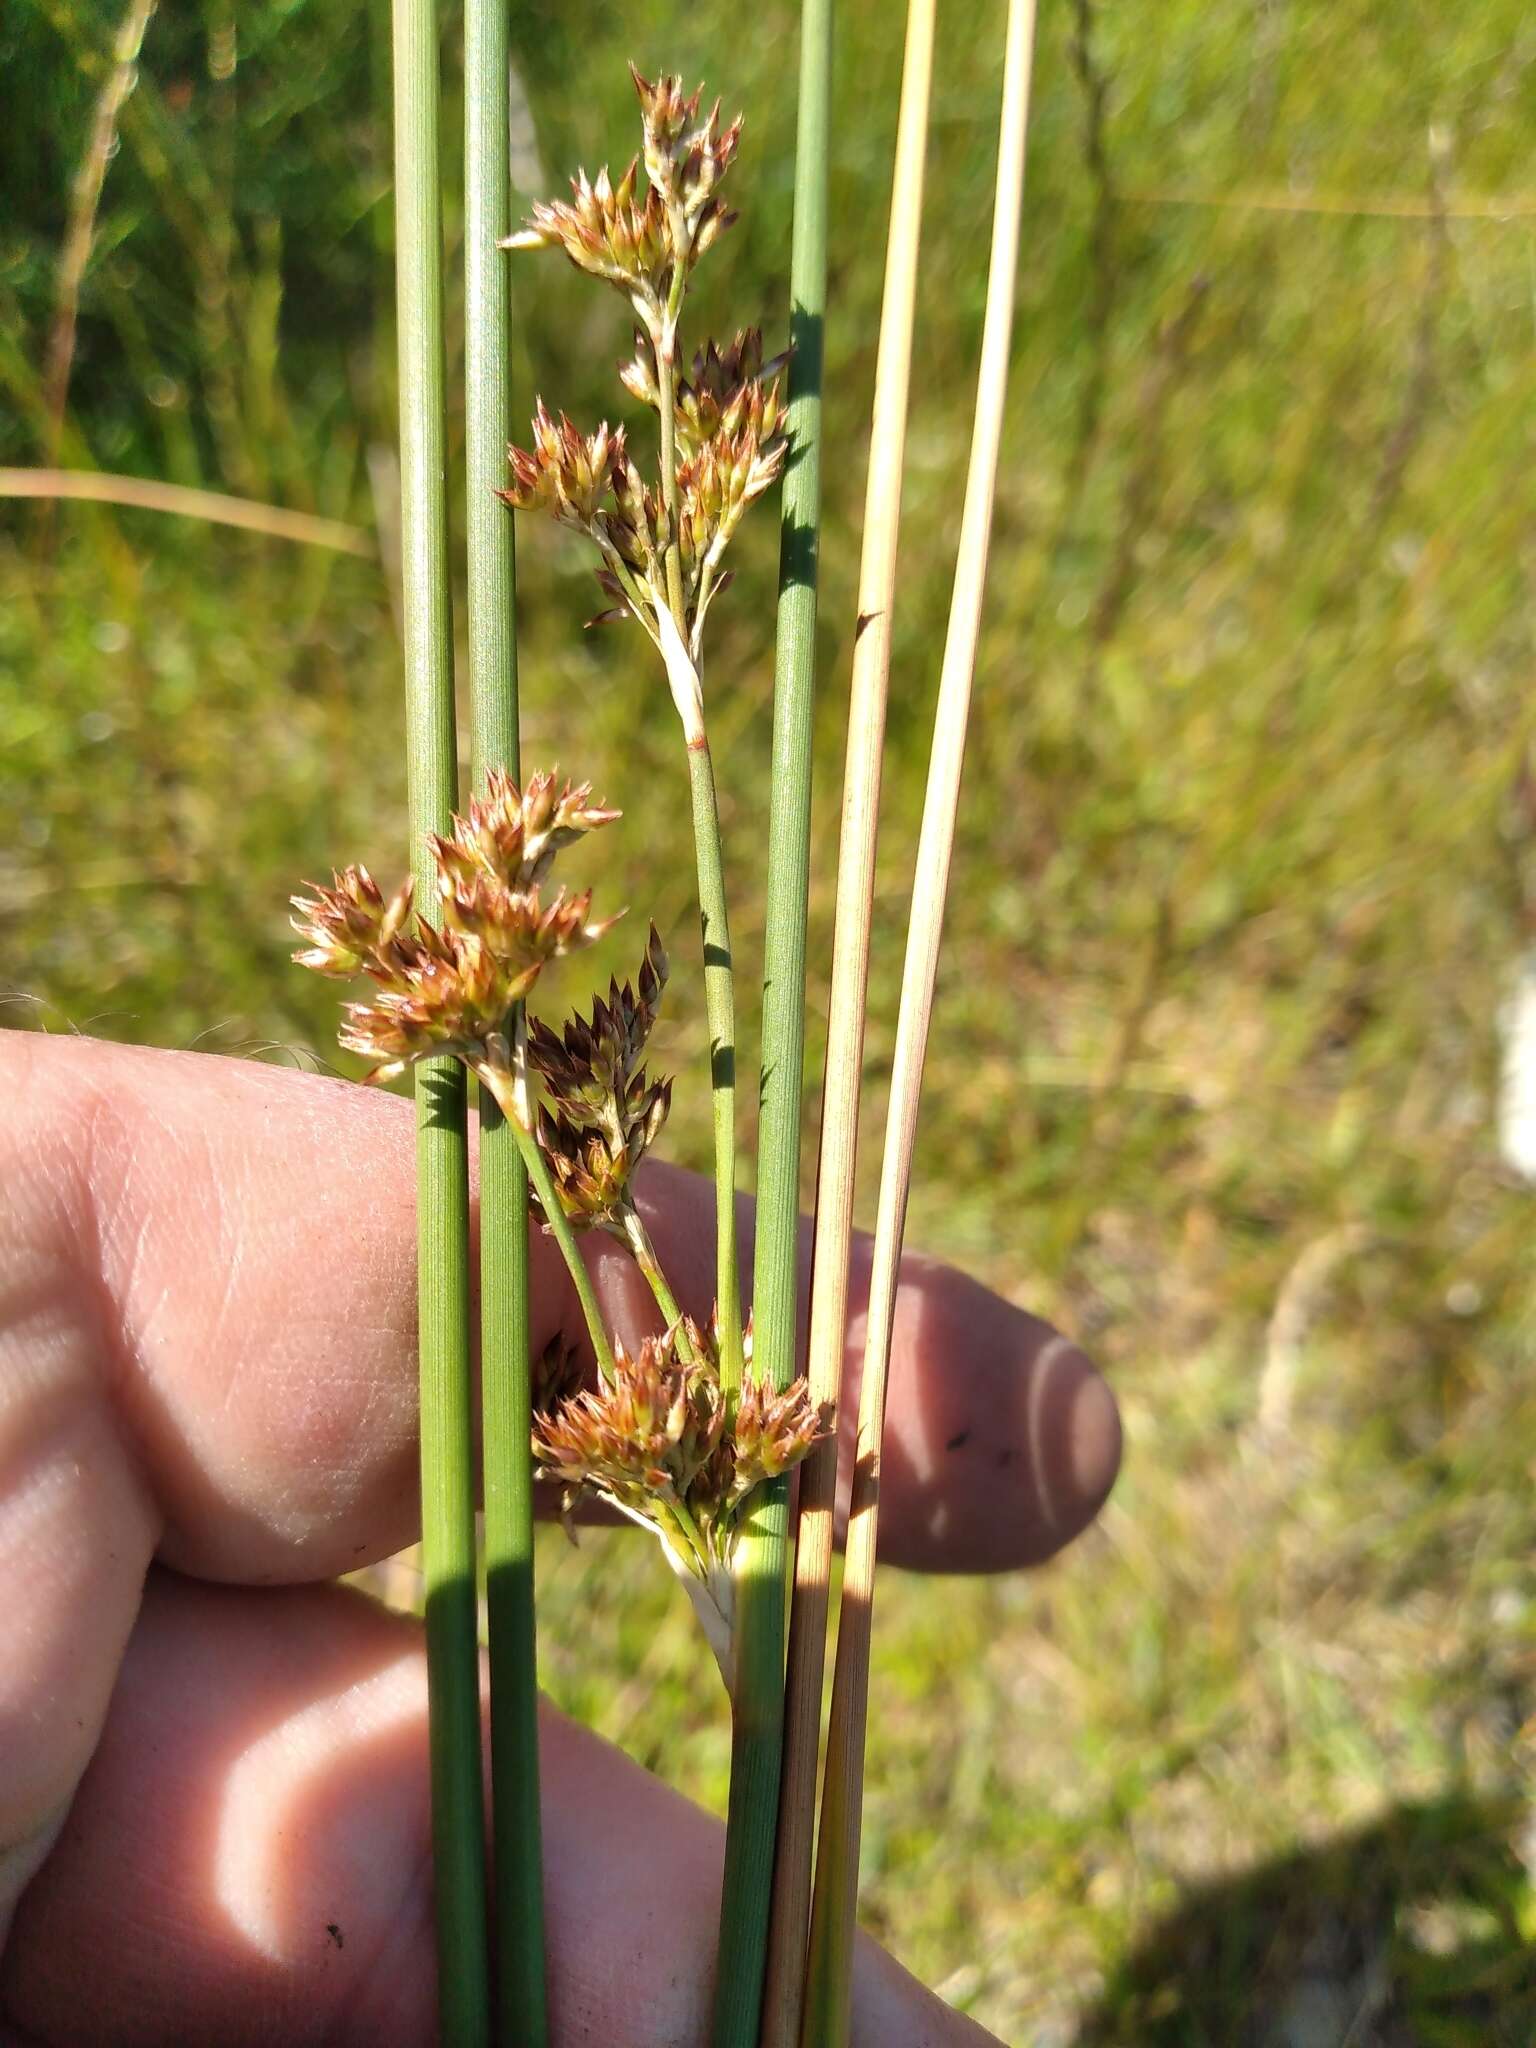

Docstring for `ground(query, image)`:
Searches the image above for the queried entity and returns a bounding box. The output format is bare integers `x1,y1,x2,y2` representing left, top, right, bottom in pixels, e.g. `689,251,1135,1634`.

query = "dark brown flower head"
291,865,414,978
503,159,671,313
533,1333,586,1417
527,925,672,1229
534,1105,635,1228
530,923,668,1122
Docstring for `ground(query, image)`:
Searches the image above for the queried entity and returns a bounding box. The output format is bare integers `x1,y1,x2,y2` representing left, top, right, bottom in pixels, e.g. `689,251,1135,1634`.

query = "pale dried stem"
654,325,690,628
650,295,742,1387
0,468,372,554
759,4,937,2040
802,2,1041,2039
42,0,160,471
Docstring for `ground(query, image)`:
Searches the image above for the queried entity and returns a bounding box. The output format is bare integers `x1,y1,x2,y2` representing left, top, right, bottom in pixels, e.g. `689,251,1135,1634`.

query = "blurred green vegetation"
4,0,1536,2040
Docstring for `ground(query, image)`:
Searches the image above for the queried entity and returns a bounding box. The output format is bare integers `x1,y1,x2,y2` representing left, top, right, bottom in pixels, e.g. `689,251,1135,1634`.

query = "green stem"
479,1062,617,1383
464,0,546,2033
519,1133,617,1382
391,0,489,2034
663,1494,712,1579
712,3,834,2043
685,735,745,1393
621,1203,695,1355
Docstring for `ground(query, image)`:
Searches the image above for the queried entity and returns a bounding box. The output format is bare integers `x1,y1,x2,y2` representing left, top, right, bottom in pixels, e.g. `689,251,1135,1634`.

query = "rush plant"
294,63,831,2041
291,771,830,1679
298,15,1027,2038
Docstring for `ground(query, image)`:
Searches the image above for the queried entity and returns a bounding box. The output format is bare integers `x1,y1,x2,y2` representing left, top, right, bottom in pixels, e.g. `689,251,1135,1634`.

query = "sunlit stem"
654,319,689,628
620,1203,697,1358
646,285,744,1392
392,0,487,2026
685,730,745,1393
477,1041,616,1383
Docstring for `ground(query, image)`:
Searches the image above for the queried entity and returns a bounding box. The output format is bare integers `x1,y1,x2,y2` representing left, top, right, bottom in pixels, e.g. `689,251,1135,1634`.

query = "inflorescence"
499,68,787,735
293,761,827,1670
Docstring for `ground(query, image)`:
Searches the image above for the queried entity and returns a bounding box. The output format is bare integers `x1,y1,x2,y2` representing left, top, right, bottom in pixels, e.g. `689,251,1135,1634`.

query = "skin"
0,1033,1121,2046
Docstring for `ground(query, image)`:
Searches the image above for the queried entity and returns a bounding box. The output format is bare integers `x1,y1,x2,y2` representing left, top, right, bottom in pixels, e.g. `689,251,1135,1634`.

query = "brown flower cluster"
291,770,618,1093
503,405,630,534
504,68,739,338
528,923,672,1230
500,68,785,689
502,356,784,658
532,1316,830,1586
505,159,672,315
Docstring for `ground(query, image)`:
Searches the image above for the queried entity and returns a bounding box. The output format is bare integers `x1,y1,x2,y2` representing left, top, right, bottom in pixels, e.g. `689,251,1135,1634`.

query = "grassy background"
4,0,1536,2039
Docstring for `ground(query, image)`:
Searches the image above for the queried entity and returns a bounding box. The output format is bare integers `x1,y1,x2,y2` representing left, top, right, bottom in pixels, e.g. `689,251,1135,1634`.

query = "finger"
2,1571,996,2047
0,1031,1117,1585
630,1178,1121,1574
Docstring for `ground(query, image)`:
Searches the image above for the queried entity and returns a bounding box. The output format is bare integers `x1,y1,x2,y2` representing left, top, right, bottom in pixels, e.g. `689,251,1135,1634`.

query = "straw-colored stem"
0,467,373,552
654,326,689,629
711,2,833,2043
803,3,1040,2040
464,0,547,2024
42,0,159,472
760,6,936,2040
392,0,489,2033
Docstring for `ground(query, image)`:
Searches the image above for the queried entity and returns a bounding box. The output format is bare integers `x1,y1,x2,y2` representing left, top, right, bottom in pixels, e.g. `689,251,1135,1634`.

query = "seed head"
677,416,787,576
674,330,787,457
294,770,620,1091
291,866,414,978
528,925,672,1229
532,1321,727,1543
731,1376,833,1491
532,1312,832,1579
503,158,672,317
501,405,630,534
431,767,618,891
630,66,741,265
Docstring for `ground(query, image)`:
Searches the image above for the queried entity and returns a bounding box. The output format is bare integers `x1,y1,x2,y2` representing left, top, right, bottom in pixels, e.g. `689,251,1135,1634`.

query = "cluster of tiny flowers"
295,67,813,1684
505,67,739,338
532,1315,830,1591
499,68,786,685
527,922,673,1229
290,770,617,1096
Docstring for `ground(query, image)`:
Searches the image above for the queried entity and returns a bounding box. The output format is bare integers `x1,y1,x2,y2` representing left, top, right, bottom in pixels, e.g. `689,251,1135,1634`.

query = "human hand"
0,1033,1119,2045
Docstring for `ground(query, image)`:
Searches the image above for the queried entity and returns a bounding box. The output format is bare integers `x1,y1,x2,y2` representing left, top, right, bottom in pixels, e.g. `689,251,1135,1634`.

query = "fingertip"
878,1264,1120,1573
1069,1361,1122,1524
